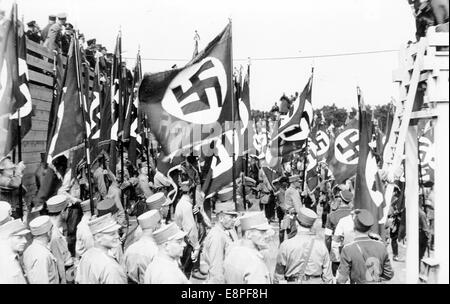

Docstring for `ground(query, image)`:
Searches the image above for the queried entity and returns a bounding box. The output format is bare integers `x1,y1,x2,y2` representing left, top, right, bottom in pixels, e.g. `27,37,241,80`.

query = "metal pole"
229,19,237,209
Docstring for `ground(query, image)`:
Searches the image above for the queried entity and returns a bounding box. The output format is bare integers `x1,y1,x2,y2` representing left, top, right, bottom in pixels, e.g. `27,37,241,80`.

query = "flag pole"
301,67,314,192
229,19,237,209
73,31,95,215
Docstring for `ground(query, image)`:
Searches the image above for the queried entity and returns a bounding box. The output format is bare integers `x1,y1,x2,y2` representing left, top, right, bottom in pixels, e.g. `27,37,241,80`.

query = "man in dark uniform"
324,189,353,275
34,153,48,193
25,21,41,43
336,209,394,284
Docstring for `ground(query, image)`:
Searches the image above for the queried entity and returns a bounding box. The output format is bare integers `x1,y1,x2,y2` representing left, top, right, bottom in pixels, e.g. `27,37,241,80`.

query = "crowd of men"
2,140,428,285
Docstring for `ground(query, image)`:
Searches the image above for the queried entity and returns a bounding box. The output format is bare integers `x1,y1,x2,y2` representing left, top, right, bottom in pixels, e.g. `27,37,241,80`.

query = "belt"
285,274,321,282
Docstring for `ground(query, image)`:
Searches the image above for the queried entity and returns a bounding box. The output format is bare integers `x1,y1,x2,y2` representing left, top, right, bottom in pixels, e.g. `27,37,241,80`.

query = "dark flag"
327,118,359,184
46,39,85,163
139,23,233,158
88,58,102,159
354,88,386,234
1,4,32,155
275,74,313,141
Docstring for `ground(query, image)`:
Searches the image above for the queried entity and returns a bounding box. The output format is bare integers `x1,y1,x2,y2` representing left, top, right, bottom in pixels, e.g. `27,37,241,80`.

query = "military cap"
0,219,30,239
97,198,119,216
27,20,36,27
65,23,74,30
296,207,318,228
48,15,56,21
152,223,187,245
279,176,290,185
29,216,53,236
239,212,272,232
339,190,354,203
80,200,91,213
138,210,161,230
0,201,12,226
249,154,258,159
217,187,233,202
0,156,15,170
87,38,96,46
57,13,67,20
243,177,256,188
214,202,238,215
47,195,68,213
289,175,301,183
88,214,121,235
146,193,166,210
352,209,374,232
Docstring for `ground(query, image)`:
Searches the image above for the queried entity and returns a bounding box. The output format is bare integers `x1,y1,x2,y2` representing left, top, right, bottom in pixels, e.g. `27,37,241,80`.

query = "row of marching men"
0,185,394,284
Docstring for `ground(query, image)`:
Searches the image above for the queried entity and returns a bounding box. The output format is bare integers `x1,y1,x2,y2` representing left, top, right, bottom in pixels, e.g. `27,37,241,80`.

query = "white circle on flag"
334,128,359,165
162,57,227,124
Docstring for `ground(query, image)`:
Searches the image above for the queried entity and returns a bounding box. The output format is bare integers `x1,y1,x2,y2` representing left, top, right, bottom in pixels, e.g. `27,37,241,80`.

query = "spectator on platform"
43,13,67,53
41,14,56,42
25,20,41,43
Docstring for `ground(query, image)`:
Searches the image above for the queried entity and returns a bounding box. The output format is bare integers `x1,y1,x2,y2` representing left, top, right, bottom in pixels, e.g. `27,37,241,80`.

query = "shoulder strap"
298,238,316,278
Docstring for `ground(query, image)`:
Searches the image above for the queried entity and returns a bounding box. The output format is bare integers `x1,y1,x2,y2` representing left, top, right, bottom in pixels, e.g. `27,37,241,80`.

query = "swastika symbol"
172,60,222,115
316,131,330,156
335,129,359,165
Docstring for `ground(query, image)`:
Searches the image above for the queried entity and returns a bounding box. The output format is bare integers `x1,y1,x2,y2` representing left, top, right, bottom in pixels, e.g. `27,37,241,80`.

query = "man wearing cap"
203,196,239,284
76,214,127,284
43,13,66,52
25,20,41,43
0,201,12,226
223,212,273,284
23,216,59,284
75,200,94,259
41,15,56,42
283,175,303,239
123,210,161,284
47,195,73,284
274,176,289,243
336,209,394,284
0,219,30,284
143,223,190,284
325,189,353,274
0,156,26,219
274,208,333,284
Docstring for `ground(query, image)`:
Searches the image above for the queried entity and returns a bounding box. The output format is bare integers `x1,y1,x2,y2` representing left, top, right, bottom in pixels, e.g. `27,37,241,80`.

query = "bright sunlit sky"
10,0,416,110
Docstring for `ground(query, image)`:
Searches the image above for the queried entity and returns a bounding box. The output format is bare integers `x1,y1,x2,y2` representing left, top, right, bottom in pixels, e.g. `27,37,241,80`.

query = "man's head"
352,209,374,233
48,14,56,24
29,215,53,242
296,207,318,229
46,195,69,222
96,198,118,217
289,175,301,189
146,193,172,218
279,176,290,190
0,219,30,254
57,13,67,25
239,212,274,250
0,156,15,178
153,223,187,259
215,202,238,229
88,214,122,249
138,210,161,233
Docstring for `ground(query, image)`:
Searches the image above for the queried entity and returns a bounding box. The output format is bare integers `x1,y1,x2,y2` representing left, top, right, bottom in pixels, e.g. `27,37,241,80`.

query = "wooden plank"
33,109,51,121
29,70,53,87
410,108,438,119
22,140,47,151
29,84,53,101
24,130,47,142
423,55,450,71
26,54,54,74
26,120,48,132
26,38,54,59
427,27,450,47
34,99,52,112
22,152,42,164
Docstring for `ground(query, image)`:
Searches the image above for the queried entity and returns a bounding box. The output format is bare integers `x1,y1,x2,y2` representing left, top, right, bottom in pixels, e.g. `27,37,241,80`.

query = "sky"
8,0,416,111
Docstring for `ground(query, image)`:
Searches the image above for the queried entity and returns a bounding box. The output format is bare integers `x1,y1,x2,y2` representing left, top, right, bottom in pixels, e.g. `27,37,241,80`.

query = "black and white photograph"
0,0,448,290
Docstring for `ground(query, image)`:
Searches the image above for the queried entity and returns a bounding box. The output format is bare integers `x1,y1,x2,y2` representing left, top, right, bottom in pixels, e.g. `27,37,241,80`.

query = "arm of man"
380,251,395,281
205,235,226,284
321,248,334,283
273,244,287,284
26,256,51,284
324,214,334,252
180,202,200,250
336,246,351,284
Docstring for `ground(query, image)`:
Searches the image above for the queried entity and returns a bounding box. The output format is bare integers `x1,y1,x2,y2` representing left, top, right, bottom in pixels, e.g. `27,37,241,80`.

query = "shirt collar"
354,235,371,241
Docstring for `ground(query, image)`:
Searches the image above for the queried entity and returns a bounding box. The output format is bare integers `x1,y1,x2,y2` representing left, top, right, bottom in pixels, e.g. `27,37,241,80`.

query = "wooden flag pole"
73,32,95,215
229,19,237,209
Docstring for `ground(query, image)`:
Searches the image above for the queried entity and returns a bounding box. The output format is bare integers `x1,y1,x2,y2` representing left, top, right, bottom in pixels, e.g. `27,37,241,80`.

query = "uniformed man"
75,200,94,259
0,219,30,284
34,153,48,193
274,176,289,243
25,20,41,43
283,175,302,239
40,14,56,42
123,210,161,284
274,208,333,284
237,176,257,211
23,216,59,284
203,192,239,284
47,195,73,284
324,189,353,275
143,223,190,284
0,156,26,219
43,13,67,53
0,200,12,226
223,212,273,284
76,214,127,284
336,209,394,284
147,192,172,223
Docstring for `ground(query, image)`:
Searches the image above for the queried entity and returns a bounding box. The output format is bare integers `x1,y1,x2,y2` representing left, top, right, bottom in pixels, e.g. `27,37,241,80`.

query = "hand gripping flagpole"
73,31,95,215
